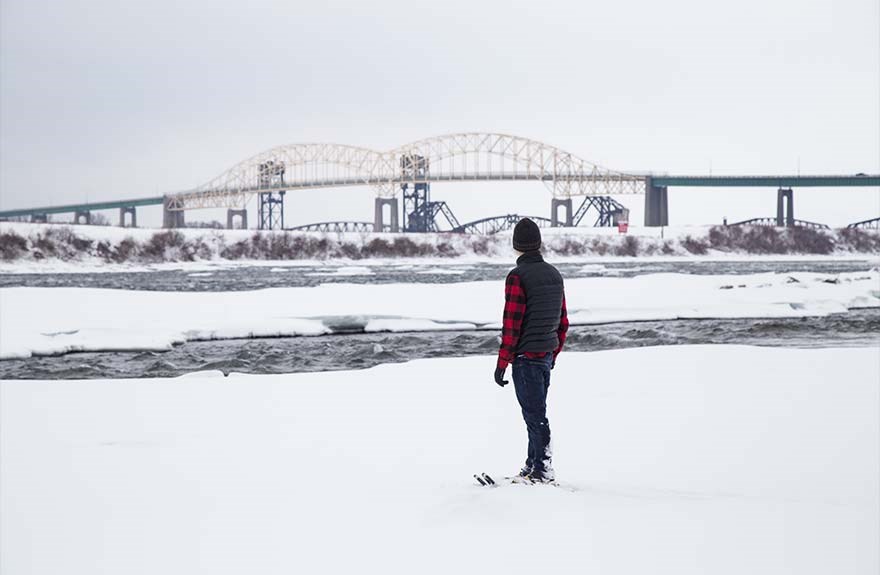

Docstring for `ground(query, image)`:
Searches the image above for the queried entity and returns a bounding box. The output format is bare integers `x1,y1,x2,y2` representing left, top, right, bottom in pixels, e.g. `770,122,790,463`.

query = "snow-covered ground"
2,346,878,574
3,221,878,271
1,270,877,359
0,220,726,246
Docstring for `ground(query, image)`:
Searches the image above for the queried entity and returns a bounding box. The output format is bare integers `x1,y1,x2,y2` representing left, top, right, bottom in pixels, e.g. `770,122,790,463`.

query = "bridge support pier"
644,178,669,227
776,188,794,227
374,198,399,233
163,200,185,229
259,191,286,230
227,209,248,230
31,213,48,223
119,206,137,228
74,210,91,225
551,198,573,227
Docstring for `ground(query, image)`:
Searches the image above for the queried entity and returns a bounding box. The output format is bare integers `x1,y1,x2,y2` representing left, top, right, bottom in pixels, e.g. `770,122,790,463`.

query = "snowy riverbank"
1,269,877,359
2,346,878,574
2,221,879,267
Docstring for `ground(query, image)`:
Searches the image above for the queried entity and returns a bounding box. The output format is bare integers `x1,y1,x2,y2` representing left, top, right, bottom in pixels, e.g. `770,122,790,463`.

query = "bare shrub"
707,224,836,255
230,232,331,260
661,240,676,255
189,237,213,260
30,230,59,258
266,234,298,259
25,227,94,260
550,238,587,256
53,227,93,253
335,242,363,259
310,237,330,259
103,238,138,263
248,232,268,257
681,235,709,255
290,234,328,259
391,237,427,257
590,237,609,256
96,240,113,261
470,236,492,256
736,226,782,254
220,239,250,260
141,231,189,261
435,242,458,257
362,238,395,257
614,236,641,257
785,227,834,254
0,232,28,260
708,225,744,250
838,228,880,253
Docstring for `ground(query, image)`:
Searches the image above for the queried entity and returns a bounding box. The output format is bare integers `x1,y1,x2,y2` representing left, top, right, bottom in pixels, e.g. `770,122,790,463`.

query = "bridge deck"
651,175,879,187
0,196,164,219
1,174,877,219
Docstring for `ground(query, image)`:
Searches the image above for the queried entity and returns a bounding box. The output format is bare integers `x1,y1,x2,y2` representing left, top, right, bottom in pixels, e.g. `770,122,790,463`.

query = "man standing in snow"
494,218,569,483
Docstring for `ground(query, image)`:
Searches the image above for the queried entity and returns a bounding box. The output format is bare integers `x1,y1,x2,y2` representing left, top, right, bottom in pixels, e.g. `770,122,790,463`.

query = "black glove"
494,366,509,387
551,355,556,370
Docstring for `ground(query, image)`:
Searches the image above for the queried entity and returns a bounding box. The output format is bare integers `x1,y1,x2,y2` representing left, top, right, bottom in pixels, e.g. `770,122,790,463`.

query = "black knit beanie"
512,218,542,252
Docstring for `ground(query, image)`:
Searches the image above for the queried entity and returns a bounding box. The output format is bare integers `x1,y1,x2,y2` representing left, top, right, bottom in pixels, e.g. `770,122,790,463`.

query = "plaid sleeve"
497,272,526,370
553,292,569,359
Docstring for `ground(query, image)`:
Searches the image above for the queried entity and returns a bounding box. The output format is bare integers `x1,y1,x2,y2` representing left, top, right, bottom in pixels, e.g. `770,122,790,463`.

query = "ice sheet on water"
304,266,374,277
575,264,609,275
365,318,478,332
1,270,877,358
415,267,467,275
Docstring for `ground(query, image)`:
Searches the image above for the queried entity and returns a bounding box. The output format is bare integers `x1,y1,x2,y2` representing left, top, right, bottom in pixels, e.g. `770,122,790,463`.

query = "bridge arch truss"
166,143,393,211
391,133,643,198
166,133,646,211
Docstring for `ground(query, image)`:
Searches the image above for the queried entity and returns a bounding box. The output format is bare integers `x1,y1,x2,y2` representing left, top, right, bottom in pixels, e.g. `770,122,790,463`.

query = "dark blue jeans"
512,353,553,473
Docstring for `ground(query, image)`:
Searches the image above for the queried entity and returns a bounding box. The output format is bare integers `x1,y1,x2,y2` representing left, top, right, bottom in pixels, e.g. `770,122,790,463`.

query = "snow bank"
1,270,877,359
2,346,877,574
3,221,879,269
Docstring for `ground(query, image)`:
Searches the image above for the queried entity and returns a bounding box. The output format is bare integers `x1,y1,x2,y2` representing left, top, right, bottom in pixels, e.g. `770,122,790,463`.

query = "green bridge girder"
0,174,877,222
0,196,164,219
650,175,880,187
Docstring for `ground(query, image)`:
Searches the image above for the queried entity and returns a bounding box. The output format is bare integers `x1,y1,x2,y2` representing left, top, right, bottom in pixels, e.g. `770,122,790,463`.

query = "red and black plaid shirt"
497,273,569,370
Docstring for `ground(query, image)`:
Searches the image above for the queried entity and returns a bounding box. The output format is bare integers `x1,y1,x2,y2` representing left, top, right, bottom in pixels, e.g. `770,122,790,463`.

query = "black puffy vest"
509,252,565,354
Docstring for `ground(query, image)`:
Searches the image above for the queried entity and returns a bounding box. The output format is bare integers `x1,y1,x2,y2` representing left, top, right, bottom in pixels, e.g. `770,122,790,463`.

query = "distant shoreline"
1,221,878,266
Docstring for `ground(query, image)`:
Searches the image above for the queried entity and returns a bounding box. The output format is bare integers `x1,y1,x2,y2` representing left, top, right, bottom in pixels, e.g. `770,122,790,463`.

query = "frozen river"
1,257,877,379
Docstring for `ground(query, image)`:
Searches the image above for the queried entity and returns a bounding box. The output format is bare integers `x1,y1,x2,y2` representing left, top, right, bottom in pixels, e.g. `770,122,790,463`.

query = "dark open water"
0,259,873,291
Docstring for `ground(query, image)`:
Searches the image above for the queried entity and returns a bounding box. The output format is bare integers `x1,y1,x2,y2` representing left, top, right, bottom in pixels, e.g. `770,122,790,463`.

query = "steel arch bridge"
165,133,645,211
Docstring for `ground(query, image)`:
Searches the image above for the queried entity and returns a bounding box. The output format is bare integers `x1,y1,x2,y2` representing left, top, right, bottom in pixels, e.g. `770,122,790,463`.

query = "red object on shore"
618,222,629,234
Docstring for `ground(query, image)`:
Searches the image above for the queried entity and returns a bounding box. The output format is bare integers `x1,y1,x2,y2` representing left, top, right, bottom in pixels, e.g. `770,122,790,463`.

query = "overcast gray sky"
1,0,878,227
